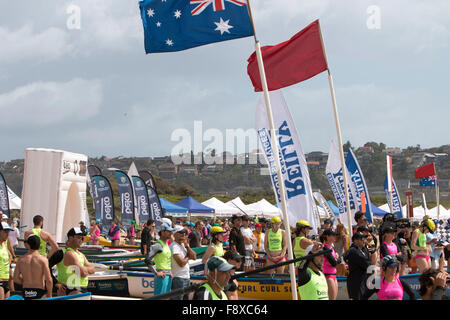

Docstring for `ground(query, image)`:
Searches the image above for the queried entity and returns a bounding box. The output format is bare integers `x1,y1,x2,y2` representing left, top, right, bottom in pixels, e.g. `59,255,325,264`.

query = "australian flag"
420,175,436,186
139,0,254,53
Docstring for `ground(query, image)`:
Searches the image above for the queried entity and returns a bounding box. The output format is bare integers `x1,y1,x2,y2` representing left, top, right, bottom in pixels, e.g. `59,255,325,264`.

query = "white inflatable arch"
20,148,88,243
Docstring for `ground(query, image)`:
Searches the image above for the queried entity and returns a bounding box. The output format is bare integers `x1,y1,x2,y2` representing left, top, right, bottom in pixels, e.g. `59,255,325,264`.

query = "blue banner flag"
0,172,10,219
419,176,436,186
115,170,135,224
384,175,403,219
139,0,254,53
147,186,163,226
345,149,373,223
92,175,115,230
132,176,150,224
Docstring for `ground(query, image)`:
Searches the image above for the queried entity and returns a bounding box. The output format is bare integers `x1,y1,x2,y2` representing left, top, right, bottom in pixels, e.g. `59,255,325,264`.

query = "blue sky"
0,0,449,161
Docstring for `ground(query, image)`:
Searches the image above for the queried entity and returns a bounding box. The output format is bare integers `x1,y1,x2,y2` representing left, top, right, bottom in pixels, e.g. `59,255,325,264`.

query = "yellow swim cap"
296,220,312,229
211,226,224,234
271,216,282,223
423,219,436,232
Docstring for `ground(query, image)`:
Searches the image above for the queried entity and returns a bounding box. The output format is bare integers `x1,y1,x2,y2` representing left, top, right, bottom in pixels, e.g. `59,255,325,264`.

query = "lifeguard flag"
247,20,328,92
415,163,436,179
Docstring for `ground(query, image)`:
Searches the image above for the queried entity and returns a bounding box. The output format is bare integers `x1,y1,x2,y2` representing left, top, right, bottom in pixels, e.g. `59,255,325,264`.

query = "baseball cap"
173,225,186,233
161,218,172,227
352,232,368,241
67,227,84,237
2,214,8,220
206,256,235,272
231,214,242,222
159,223,174,232
255,223,263,228
0,222,13,231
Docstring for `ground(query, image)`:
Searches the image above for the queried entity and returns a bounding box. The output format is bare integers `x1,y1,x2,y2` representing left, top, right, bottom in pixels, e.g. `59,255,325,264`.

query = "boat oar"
144,249,328,300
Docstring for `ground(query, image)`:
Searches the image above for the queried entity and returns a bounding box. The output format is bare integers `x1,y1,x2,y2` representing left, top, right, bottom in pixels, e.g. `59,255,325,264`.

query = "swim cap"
423,219,436,233
271,216,282,223
211,226,225,234
296,220,312,229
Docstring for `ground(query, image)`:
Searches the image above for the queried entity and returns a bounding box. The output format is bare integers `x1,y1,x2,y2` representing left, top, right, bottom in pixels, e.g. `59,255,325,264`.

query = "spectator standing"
108,221,121,247
188,221,204,248
140,219,156,255
170,225,196,300
229,215,246,271
8,221,20,249
419,268,449,300
335,224,349,277
240,216,256,271
352,212,368,234
126,221,137,245
344,232,373,300
79,221,87,236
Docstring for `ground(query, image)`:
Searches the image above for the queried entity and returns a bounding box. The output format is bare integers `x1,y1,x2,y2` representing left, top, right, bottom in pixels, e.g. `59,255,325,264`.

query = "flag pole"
387,155,394,214
317,21,353,239
246,0,298,300
436,174,440,220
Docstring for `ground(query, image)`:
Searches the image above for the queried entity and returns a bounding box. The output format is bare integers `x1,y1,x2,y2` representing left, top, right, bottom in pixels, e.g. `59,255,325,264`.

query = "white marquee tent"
226,197,258,216
201,197,240,217
246,198,281,217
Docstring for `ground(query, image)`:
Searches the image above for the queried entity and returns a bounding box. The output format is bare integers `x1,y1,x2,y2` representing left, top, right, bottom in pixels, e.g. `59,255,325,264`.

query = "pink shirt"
381,241,398,260
322,243,337,275
376,276,403,300
110,226,121,240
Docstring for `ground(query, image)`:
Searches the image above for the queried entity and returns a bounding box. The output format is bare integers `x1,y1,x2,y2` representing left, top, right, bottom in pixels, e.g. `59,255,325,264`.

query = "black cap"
384,226,396,233
352,232,368,241
241,215,249,221
357,226,370,233
67,227,84,238
323,219,332,225
224,250,243,262
231,214,242,222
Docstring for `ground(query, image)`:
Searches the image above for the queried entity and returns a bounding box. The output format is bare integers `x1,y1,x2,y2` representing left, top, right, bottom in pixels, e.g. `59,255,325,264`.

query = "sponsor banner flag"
147,186,163,226
405,190,414,218
325,140,358,230
132,176,151,224
115,170,135,224
87,165,102,211
415,162,436,179
384,175,403,219
92,175,115,230
247,20,328,92
386,155,393,193
139,170,157,191
313,192,335,219
0,172,10,218
345,148,373,223
255,89,319,233
419,176,436,186
139,0,254,53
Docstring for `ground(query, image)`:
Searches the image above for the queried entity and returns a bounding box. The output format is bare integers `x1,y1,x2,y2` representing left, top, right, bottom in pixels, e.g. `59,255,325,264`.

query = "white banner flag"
256,90,319,234
325,140,358,231
313,191,334,219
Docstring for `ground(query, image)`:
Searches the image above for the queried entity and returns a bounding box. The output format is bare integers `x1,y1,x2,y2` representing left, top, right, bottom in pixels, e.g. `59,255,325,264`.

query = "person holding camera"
419,268,449,300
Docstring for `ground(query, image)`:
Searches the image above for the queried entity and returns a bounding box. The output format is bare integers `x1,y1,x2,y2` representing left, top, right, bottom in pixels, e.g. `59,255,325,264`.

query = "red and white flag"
386,155,393,193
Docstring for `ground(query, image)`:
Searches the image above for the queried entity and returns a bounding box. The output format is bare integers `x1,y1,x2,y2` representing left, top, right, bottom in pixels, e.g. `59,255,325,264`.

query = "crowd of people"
0,208,449,301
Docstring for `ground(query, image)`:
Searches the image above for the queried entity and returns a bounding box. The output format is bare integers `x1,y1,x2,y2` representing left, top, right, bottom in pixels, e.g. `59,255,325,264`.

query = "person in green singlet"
293,220,315,269
297,242,329,300
56,228,95,295
411,219,434,273
145,223,174,297
201,226,225,266
193,256,234,300
264,216,288,274
24,215,58,258
0,222,13,300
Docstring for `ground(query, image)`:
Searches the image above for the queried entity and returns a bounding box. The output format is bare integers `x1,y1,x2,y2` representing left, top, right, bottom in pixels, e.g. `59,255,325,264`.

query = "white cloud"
0,25,72,65
0,78,103,126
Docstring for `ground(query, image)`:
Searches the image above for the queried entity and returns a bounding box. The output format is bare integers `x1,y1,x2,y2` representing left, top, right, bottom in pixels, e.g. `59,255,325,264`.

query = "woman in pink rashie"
375,255,416,300
90,220,100,245
321,229,340,300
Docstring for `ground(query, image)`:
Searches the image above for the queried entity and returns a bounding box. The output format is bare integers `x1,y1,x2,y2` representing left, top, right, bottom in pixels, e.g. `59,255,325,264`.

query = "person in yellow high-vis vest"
24,215,58,258
145,223,174,297
264,216,287,274
58,227,95,295
193,256,234,300
293,220,315,269
297,243,329,300
0,222,13,300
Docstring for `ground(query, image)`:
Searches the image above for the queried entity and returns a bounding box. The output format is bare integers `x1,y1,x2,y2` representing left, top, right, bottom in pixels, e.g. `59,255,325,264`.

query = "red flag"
415,163,436,179
247,20,328,92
